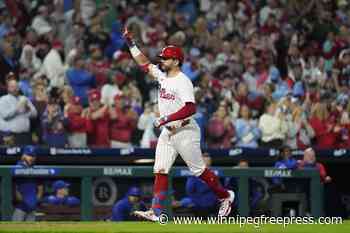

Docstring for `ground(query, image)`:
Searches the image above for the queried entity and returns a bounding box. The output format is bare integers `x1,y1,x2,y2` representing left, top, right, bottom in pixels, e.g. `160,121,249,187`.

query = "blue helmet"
52,180,70,192
23,145,37,157
127,186,141,197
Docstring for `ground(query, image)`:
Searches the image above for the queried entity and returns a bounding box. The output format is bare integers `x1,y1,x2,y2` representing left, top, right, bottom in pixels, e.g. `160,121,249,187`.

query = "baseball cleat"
218,190,235,217
133,209,159,222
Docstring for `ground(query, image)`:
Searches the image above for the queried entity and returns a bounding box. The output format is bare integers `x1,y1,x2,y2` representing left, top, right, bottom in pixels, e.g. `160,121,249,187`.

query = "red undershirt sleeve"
166,102,196,123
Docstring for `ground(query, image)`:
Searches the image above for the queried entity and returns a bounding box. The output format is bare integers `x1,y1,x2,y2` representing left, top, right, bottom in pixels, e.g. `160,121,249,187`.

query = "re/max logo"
264,169,292,177
103,167,133,176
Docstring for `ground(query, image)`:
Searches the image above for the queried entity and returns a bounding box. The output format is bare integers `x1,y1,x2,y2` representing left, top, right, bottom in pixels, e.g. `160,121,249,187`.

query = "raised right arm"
122,26,164,80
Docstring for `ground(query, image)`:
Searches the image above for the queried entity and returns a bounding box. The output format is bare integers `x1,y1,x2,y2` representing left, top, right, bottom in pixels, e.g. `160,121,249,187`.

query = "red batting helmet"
158,45,184,63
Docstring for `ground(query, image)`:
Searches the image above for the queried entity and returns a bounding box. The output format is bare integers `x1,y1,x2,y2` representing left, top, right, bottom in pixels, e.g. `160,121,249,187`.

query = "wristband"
130,45,142,57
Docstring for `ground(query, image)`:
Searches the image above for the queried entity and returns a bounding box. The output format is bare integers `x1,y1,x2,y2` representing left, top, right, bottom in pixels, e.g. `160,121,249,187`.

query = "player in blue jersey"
111,186,146,221
12,145,43,221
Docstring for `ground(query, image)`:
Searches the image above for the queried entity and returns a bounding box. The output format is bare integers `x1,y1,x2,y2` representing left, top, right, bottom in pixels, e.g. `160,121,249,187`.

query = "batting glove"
154,116,168,128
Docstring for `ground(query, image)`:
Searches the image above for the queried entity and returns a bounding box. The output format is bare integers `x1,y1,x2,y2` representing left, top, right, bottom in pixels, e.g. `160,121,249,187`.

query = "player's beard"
160,63,170,72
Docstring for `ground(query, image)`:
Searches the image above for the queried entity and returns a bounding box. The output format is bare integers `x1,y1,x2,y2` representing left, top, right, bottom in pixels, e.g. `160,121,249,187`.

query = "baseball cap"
52,180,70,192
52,40,63,49
114,74,127,86
23,145,37,157
114,93,124,101
88,89,101,102
113,51,130,63
127,186,141,196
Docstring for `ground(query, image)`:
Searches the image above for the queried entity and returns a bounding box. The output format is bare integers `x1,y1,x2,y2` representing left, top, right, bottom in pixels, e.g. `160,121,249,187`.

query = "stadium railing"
0,166,323,221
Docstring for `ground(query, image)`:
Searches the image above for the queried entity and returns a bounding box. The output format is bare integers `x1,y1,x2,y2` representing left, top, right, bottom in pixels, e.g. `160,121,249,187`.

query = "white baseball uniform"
149,64,206,176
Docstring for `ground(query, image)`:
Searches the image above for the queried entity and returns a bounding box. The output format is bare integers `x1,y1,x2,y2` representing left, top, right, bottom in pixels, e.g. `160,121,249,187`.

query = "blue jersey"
111,197,146,221
184,176,218,209
43,195,80,206
273,158,298,184
275,158,298,169
15,161,41,212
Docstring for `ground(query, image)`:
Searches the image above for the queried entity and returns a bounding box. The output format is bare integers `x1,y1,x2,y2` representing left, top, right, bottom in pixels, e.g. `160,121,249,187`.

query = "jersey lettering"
159,88,175,100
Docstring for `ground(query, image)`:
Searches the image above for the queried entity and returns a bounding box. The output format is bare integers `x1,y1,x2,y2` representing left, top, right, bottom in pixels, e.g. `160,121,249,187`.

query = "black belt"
165,119,190,132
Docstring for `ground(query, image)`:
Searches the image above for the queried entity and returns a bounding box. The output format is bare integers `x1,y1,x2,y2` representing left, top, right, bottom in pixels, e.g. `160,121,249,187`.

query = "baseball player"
42,180,80,206
12,145,43,221
111,186,147,221
122,27,235,221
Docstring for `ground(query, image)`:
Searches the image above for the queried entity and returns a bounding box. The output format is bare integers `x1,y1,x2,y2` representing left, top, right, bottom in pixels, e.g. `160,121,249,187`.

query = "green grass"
0,221,349,233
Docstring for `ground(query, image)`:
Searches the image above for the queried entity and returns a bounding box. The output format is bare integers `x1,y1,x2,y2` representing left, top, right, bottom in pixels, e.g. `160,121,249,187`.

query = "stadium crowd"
1,0,350,150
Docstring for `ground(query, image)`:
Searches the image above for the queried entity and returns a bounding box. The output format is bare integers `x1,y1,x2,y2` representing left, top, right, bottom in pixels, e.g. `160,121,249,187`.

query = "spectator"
83,89,110,147
181,47,201,82
234,105,261,148
207,102,235,149
258,102,288,148
65,96,88,148
138,102,158,148
309,103,337,149
12,146,43,221
105,21,125,58
111,186,146,221
298,148,332,183
193,89,210,147
23,28,38,47
19,45,42,74
234,82,264,116
109,94,138,148
42,180,80,207
18,66,32,96
80,0,97,26
259,0,282,26
0,8,12,39
85,13,110,51
285,104,315,149
0,40,19,92
125,81,143,115
31,5,53,36
0,0,349,151
243,59,260,95
41,100,67,147
41,41,66,88
31,79,49,144
67,56,96,107
35,38,52,62
64,22,85,58
100,50,129,106
86,45,110,89
270,69,290,101
61,85,75,107
50,0,66,42
0,78,37,145
101,74,124,107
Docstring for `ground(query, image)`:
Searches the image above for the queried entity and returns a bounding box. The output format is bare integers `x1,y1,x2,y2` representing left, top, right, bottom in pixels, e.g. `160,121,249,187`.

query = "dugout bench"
0,166,323,221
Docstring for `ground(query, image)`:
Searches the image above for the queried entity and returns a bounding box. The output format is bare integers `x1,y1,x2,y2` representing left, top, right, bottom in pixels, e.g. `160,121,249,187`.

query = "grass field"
0,221,350,233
